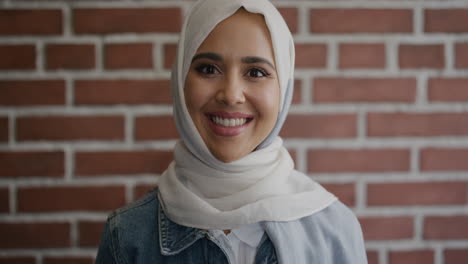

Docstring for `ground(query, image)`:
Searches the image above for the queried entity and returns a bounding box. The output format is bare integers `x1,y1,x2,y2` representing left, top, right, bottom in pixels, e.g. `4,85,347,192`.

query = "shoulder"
96,188,161,264
299,200,367,262
106,188,160,249
261,200,367,263
298,200,364,240
301,200,360,228
264,200,363,242
108,187,159,223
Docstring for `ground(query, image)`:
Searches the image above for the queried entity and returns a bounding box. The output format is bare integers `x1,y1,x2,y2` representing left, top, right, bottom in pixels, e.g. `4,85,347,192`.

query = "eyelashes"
193,63,272,79
247,68,270,78
194,64,220,75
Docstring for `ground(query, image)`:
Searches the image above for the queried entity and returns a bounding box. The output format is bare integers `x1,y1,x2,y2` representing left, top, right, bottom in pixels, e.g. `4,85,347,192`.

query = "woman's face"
185,9,280,163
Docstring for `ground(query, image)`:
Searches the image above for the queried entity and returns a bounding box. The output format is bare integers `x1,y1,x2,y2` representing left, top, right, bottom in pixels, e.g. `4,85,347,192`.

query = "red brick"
0,222,70,248
314,78,416,103
46,44,95,69
0,117,7,142
17,186,125,212
367,182,468,206
44,257,93,264
295,44,327,68
428,78,468,102
105,43,153,69
399,44,444,69
16,115,124,141
0,257,35,264
455,42,468,69
0,9,62,35
321,183,355,207
339,43,385,69
0,44,35,70
74,8,182,34
425,9,468,33
292,79,301,104
0,151,64,177
360,216,413,240
445,249,468,264
424,216,468,239
281,114,356,138
135,116,179,140
163,43,177,70
310,9,412,33
421,148,468,171
288,149,297,164
74,79,171,105
134,184,157,200
278,8,298,33
0,188,8,212
367,112,468,137
75,151,173,176
389,250,434,264
367,251,379,264
79,221,105,247
0,80,65,106
308,149,410,173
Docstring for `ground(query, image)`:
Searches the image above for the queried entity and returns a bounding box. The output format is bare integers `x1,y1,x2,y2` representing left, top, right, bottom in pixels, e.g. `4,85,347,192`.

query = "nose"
215,75,246,106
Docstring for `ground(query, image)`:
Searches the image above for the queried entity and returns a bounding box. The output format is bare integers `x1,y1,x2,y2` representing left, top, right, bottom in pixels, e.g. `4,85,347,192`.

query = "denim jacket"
96,188,367,264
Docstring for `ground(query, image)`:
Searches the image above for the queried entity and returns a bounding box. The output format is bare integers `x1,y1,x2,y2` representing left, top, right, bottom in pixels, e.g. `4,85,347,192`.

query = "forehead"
195,8,275,64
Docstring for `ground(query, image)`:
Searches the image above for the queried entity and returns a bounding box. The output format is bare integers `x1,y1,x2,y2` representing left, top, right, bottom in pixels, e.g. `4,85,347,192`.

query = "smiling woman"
185,9,280,162
95,0,367,263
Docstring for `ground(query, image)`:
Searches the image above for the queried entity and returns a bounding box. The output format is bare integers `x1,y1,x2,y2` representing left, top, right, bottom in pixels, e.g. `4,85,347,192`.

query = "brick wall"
0,0,467,263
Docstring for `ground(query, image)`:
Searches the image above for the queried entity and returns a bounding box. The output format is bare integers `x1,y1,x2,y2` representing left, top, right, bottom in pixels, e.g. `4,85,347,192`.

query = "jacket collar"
158,203,207,256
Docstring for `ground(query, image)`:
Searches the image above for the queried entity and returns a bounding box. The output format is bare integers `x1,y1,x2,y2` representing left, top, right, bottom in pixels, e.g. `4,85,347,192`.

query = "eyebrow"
241,56,275,70
191,52,275,69
191,52,222,63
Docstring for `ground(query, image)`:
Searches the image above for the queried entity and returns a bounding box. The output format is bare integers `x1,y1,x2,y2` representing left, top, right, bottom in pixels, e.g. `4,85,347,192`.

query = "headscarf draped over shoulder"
158,0,336,230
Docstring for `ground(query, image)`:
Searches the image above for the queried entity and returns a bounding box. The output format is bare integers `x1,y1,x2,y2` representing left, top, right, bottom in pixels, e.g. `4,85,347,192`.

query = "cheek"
184,87,198,114
250,83,280,121
184,73,208,115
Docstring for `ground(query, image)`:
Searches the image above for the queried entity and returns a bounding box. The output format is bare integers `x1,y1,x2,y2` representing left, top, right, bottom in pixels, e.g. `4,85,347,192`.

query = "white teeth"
211,116,248,127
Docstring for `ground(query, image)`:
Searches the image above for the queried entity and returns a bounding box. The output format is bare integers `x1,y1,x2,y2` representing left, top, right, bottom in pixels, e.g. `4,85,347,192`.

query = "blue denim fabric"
96,188,367,264
95,188,277,264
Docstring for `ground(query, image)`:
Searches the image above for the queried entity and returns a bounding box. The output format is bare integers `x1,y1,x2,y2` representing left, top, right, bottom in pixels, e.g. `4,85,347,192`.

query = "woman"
96,0,367,263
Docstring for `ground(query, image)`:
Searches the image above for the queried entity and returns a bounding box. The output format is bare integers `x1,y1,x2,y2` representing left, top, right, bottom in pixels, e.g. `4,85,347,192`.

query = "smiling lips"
206,112,253,136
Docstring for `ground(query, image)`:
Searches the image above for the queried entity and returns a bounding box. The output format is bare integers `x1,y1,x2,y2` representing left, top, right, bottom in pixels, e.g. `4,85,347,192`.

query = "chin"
214,153,239,163
211,149,246,163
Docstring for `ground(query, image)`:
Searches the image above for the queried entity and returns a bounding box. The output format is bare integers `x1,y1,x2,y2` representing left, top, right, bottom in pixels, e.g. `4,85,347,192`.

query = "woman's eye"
195,64,219,75
247,68,269,78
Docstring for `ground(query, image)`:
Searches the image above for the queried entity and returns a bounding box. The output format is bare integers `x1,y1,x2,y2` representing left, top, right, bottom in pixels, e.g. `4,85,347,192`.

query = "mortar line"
298,2,309,37
126,182,135,204
65,145,74,181
63,3,72,37
9,183,16,214
37,41,45,75
414,5,423,36
154,41,163,73
411,145,420,175
328,40,338,73
125,112,134,146
445,38,455,72
355,179,367,212
65,75,74,107
70,219,78,248
380,248,388,264
435,245,444,264
8,111,15,147
96,37,104,73
302,75,312,105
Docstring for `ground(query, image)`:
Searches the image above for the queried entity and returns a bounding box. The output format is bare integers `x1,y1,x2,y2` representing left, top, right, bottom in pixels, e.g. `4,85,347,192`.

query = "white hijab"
158,0,336,230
